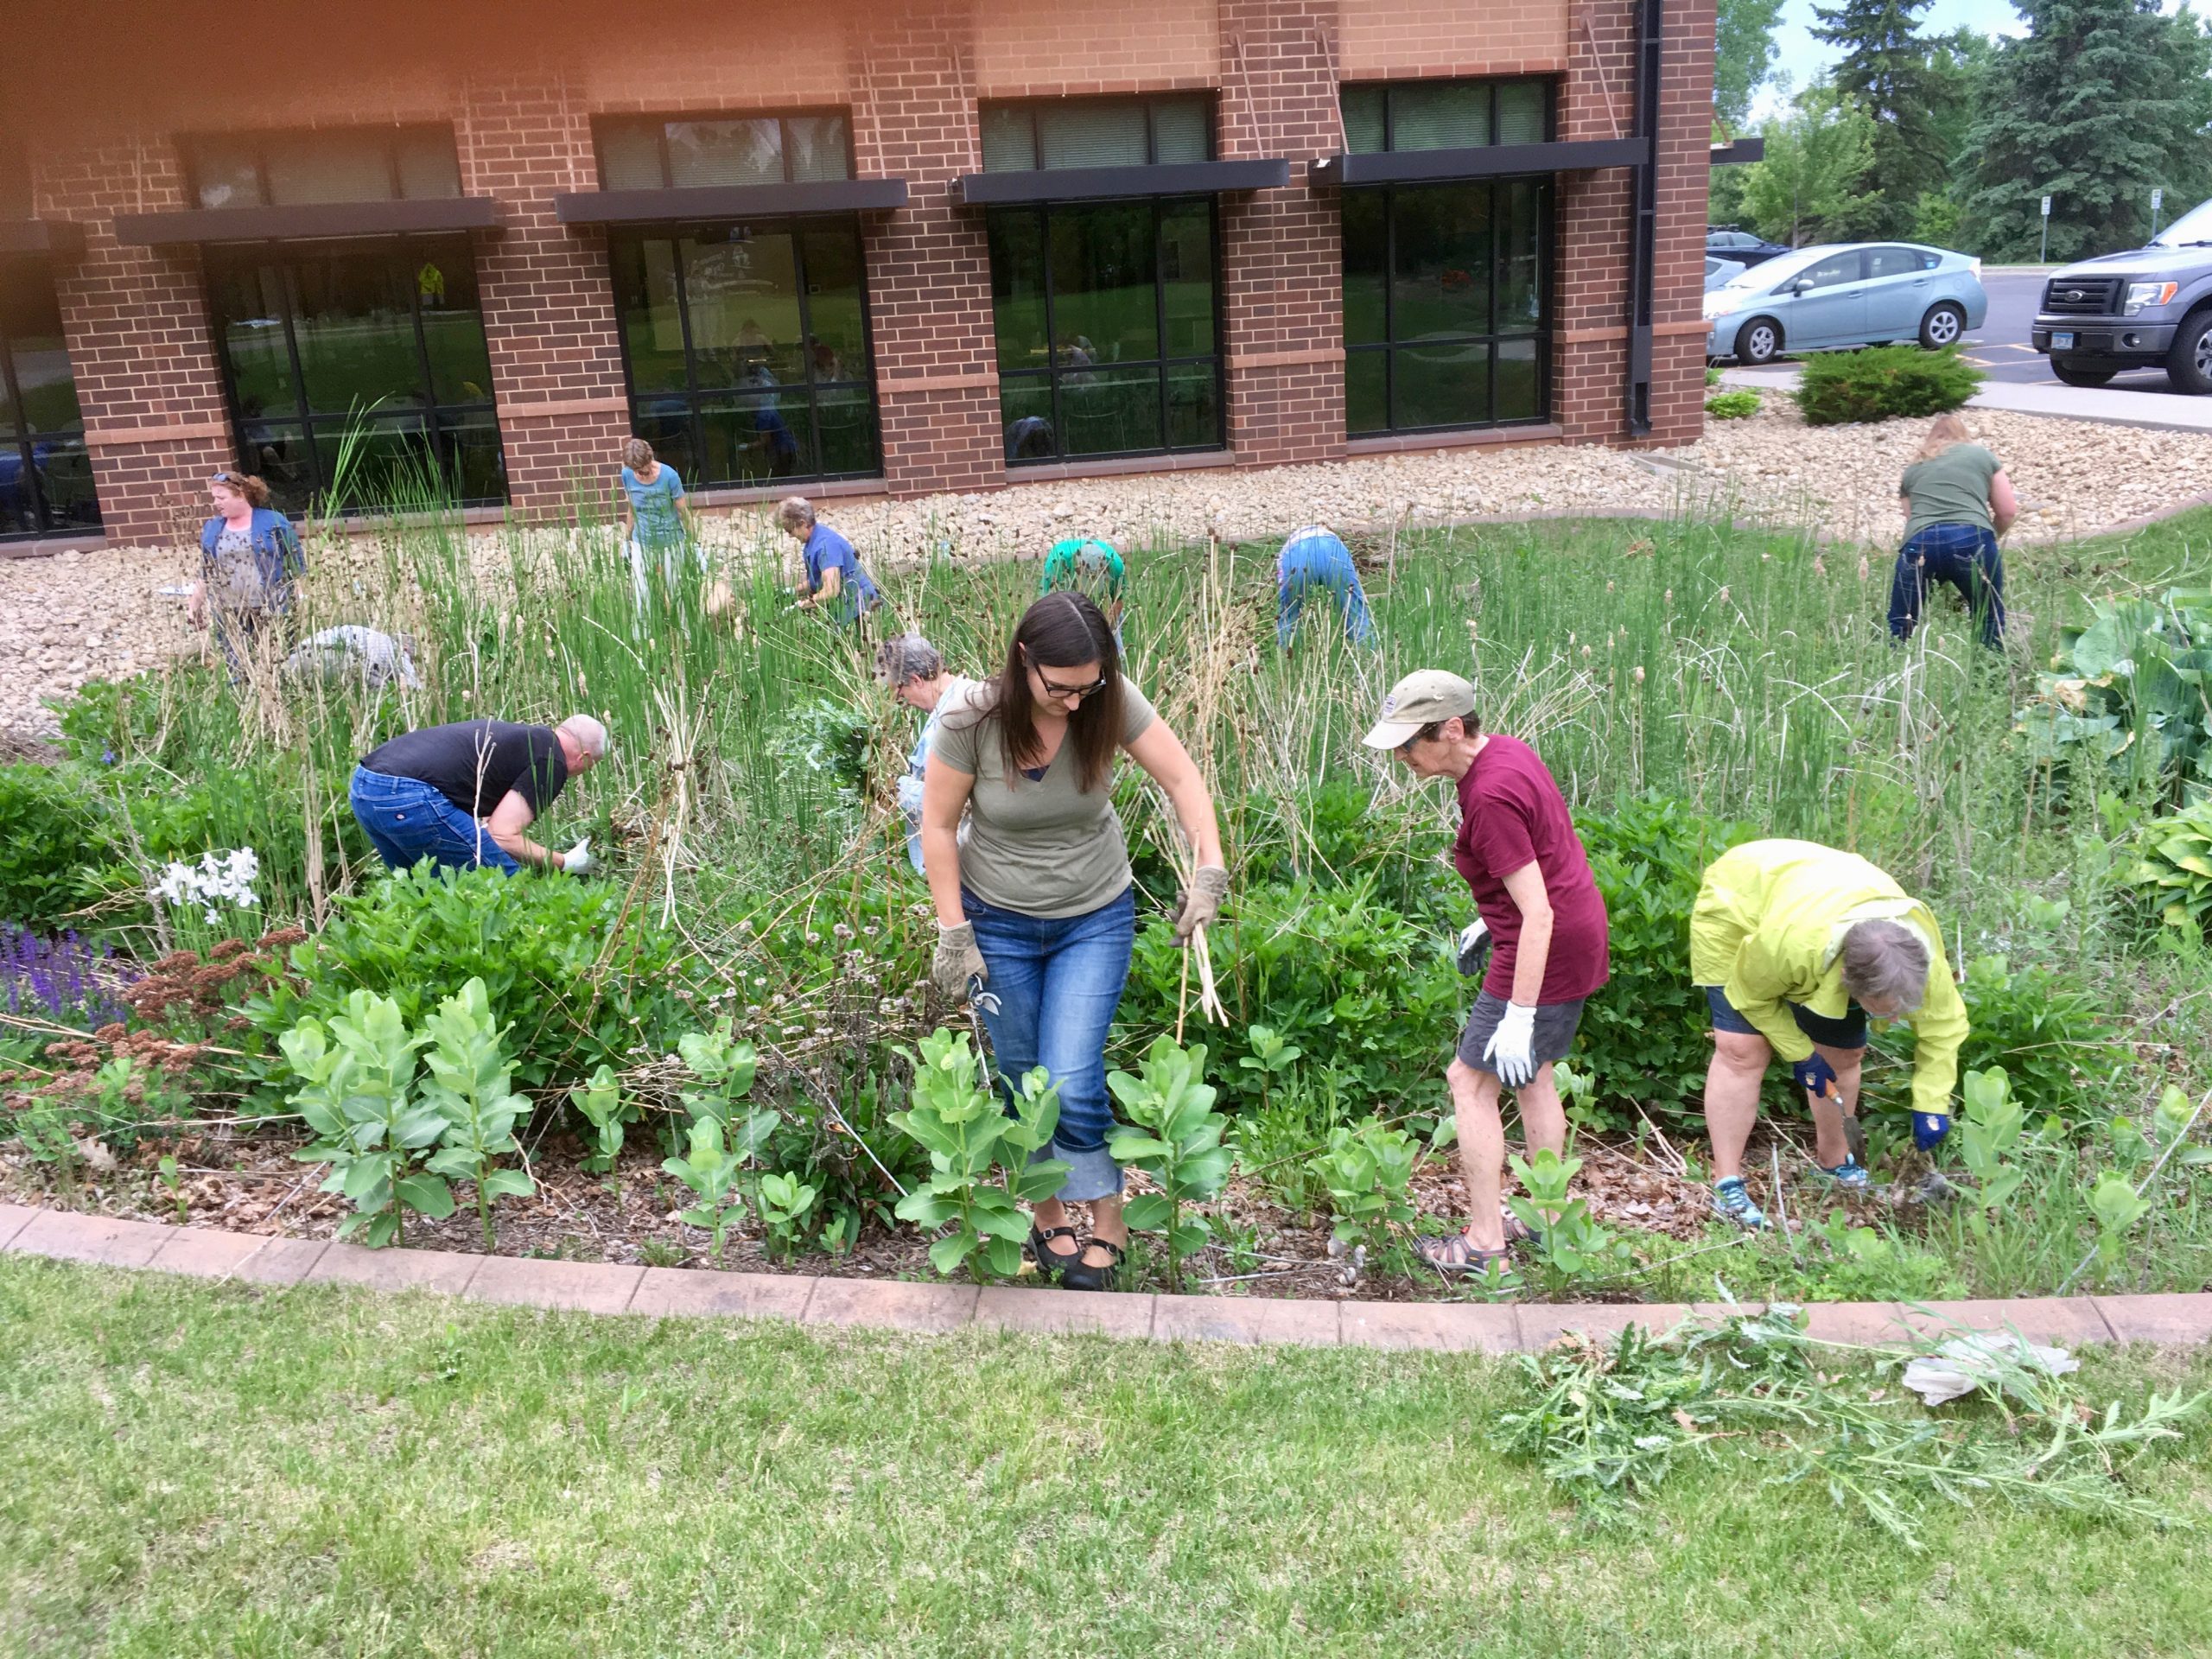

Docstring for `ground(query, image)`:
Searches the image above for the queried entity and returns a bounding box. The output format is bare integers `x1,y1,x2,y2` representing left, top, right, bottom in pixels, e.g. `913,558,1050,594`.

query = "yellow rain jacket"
1689,839,1968,1118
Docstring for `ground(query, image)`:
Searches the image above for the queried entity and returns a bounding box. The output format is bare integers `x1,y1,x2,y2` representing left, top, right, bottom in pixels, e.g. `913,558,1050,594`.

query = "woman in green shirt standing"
1888,414,2018,649
921,591,1226,1291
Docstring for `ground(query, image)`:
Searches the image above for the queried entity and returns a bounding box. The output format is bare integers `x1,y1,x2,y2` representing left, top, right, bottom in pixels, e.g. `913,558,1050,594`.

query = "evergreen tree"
1811,0,1958,237
1964,0,2212,261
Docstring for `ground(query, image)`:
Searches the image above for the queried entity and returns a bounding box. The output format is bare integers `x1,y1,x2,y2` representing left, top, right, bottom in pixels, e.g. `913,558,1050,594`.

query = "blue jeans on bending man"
348,766,521,875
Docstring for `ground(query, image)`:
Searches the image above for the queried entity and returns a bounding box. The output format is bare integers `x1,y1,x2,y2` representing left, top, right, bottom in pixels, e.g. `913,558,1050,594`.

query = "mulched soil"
0,1118,1835,1304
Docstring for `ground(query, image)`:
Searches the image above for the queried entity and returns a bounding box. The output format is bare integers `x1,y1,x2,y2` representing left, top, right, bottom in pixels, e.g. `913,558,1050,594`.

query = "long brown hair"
955,591,1123,793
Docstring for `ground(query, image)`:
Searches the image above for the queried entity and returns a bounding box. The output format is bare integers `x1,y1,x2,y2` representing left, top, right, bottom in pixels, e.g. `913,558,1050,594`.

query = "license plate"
2053,332,2075,349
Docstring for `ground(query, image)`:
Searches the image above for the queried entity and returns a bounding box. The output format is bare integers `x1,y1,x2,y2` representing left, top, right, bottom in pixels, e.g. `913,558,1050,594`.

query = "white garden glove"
561,838,597,875
1483,1001,1539,1088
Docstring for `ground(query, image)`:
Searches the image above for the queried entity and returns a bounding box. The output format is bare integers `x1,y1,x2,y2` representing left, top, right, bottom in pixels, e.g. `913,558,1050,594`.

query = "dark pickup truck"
2034,196,2212,391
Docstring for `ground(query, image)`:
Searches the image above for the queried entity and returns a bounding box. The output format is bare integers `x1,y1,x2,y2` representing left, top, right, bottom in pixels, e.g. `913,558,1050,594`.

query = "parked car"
2032,195,2212,391
1707,226,1793,267
1706,255,1746,290
1705,242,1987,365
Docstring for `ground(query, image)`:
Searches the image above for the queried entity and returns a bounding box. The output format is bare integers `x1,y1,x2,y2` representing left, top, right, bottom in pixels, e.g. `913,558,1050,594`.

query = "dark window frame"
0,260,99,539
591,111,857,189
181,124,462,210
979,93,1217,172
1344,176,1557,439
606,216,884,490
991,194,1226,467
1338,76,1557,154
201,234,506,512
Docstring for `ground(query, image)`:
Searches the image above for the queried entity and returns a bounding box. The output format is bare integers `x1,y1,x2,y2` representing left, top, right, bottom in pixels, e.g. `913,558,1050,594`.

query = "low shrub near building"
1704,389,1761,420
1794,345,1983,426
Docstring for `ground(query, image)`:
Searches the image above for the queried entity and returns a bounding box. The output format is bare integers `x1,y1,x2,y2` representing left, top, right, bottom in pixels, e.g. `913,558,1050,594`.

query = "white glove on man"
561,838,597,875
1483,1001,1539,1087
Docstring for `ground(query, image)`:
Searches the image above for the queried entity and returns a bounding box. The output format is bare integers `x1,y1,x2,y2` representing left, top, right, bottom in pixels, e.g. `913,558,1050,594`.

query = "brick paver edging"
3,1204,2207,1349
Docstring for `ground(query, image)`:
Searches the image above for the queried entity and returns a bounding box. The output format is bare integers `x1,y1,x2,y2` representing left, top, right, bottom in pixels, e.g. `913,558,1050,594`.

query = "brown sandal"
1416,1230,1514,1274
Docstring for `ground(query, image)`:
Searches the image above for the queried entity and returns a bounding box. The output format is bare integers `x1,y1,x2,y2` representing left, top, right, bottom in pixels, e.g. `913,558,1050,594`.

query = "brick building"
0,0,1714,547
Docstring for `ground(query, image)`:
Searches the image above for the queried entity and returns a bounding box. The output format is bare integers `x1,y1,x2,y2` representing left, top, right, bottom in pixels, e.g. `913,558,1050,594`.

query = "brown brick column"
855,0,1005,498
1217,0,1347,468
1554,0,1712,447
35,141,233,547
461,71,632,520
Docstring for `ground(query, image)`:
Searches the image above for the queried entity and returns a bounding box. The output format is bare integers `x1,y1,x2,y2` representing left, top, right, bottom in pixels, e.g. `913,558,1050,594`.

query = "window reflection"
1343,177,1550,435
204,236,505,512
607,217,880,488
988,198,1223,465
0,264,100,537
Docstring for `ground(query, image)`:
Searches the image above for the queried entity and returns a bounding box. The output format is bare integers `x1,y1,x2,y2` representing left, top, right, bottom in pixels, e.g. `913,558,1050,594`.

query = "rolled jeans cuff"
1035,1140,1124,1203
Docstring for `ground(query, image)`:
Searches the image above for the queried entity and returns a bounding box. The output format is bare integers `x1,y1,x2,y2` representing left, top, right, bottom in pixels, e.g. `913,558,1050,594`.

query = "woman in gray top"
1888,413,2018,648
922,592,1227,1291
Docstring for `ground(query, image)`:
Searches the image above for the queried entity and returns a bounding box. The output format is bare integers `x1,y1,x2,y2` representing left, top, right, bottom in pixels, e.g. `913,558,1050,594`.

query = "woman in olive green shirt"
921,592,1226,1292
1889,413,2018,648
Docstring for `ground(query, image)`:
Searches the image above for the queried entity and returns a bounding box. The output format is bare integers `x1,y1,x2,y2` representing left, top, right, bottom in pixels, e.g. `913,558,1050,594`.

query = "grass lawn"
3,1257,2209,1658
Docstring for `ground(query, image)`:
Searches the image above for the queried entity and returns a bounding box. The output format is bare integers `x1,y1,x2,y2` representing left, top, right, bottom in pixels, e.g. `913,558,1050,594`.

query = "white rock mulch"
4,397,2208,740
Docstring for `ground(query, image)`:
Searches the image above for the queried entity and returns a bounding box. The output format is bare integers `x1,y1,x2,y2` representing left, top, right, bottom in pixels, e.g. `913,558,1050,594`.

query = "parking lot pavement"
1718,270,2212,433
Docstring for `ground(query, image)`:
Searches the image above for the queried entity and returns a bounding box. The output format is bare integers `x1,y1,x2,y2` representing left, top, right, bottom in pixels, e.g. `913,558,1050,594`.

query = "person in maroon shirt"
1363,670,1611,1272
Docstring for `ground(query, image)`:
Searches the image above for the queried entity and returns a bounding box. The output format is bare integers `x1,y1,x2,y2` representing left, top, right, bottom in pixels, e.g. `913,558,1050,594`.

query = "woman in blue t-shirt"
780,496,880,626
618,438,699,606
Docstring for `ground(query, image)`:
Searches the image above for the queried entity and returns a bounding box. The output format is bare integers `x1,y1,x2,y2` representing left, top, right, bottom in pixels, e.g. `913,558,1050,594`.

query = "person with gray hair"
876,633,976,874
1689,838,1969,1228
349,715,607,878
779,496,880,626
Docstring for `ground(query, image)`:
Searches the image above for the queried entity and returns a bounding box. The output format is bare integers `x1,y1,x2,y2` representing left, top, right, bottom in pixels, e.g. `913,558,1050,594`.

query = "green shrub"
2016,588,2212,804
1793,345,1983,426
1704,390,1761,420
247,864,700,1091
0,766,122,930
1912,954,2131,1120
1120,878,1460,1103
1573,795,1758,1124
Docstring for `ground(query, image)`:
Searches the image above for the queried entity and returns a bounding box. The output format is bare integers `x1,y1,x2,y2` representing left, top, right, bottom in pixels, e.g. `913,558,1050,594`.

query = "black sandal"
1028,1224,1081,1283
1059,1235,1126,1293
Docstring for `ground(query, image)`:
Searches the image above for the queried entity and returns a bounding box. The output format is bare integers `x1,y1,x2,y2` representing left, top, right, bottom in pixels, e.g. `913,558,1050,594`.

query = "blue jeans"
1889,524,2005,648
1277,531,1377,648
964,885,1136,1202
348,766,521,875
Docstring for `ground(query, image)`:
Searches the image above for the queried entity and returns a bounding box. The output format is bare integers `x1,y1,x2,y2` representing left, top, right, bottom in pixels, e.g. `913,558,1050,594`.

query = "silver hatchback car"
1705,242,1987,365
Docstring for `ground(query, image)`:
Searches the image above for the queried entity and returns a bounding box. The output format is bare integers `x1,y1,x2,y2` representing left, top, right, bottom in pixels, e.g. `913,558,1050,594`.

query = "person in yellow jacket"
1690,838,1968,1228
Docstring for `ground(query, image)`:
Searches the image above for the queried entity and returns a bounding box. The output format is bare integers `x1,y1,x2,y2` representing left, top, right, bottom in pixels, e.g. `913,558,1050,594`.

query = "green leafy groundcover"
245,863,702,1090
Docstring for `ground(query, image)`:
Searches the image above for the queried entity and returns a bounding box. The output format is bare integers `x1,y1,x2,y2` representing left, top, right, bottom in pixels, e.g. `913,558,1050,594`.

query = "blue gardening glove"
1791,1053,1838,1100
1913,1112,1951,1151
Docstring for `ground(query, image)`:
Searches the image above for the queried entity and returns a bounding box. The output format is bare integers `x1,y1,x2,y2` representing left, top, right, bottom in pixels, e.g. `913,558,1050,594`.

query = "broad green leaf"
394,1173,455,1218
481,1168,536,1199
929,1230,980,1275
1122,1192,1173,1231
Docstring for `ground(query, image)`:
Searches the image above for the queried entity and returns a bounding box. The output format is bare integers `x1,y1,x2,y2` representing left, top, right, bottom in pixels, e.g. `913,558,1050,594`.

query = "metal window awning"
953,158,1287,206
112,196,505,247
1710,138,1765,166
0,218,87,257
556,178,911,226
1308,138,1649,188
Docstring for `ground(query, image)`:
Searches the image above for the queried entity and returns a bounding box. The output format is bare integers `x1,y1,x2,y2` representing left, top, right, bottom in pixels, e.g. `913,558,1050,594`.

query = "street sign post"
2153,187,2165,238
2040,194,2052,264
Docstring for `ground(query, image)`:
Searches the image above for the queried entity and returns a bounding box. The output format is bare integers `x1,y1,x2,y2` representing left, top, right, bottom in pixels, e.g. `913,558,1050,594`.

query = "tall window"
981,96,1222,466
203,238,504,512
596,114,880,488
1338,81,1554,436
0,266,99,538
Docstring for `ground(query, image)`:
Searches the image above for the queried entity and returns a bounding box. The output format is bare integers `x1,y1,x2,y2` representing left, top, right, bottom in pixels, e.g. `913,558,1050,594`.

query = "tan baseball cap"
1361,670,1478,748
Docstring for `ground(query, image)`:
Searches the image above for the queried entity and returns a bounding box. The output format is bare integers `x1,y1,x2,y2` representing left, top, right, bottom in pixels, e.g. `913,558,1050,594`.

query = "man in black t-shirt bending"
349,715,607,876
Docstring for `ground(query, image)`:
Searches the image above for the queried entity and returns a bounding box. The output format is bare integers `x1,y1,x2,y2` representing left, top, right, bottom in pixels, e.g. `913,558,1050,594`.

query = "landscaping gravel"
5,398,2209,739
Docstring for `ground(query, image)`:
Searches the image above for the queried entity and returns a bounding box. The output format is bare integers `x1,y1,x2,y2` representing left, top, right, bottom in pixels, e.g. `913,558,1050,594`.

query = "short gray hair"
777,496,816,531
1838,918,1929,1013
875,633,944,686
558,713,609,760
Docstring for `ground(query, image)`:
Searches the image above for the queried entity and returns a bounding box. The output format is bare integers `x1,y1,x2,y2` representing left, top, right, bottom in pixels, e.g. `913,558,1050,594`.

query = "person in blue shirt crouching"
1276,524,1376,650
781,496,880,626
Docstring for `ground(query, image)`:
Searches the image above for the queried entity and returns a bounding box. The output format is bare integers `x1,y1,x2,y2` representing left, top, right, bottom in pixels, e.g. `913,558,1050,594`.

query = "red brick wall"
5,0,1717,538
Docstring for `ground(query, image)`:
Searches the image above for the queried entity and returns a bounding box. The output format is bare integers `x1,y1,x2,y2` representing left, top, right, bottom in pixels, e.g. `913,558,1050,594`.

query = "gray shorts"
1456,989,1588,1075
